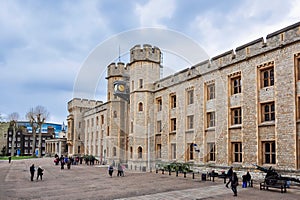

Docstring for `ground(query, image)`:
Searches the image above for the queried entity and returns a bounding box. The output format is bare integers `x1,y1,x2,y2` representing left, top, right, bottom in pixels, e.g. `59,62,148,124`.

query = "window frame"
262,141,276,164
231,76,242,94
157,120,162,133
231,107,242,125
170,94,177,109
232,142,242,163
207,112,215,128
156,98,162,111
187,89,194,105
261,67,274,88
187,115,194,130
171,143,176,159
170,118,176,132
207,143,215,161
261,102,275,122
207,83,215,100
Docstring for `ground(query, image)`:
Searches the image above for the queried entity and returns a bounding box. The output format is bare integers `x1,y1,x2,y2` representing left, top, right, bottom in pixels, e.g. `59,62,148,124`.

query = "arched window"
113,147,117,156
130,146,133,159
138,102,143,111
113,111,117,118
138,146,142,159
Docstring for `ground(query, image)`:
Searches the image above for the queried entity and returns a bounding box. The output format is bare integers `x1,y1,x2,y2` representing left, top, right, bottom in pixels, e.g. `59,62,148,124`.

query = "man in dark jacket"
225,166,233,188
37,166,44,180
30,164,35,181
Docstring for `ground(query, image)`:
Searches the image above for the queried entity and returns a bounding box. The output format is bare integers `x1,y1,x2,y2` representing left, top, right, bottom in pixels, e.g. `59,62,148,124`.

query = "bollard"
212,176,215,182
184,172,186,178
162,169,164,174
192,173,195,179
250,180,253,187
169,170,171,176
176,171,178,177
224,177,226,184
156,168,158,173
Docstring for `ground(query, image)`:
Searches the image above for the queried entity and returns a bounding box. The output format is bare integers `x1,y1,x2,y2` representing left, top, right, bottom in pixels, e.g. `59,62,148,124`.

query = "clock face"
118,84,125,92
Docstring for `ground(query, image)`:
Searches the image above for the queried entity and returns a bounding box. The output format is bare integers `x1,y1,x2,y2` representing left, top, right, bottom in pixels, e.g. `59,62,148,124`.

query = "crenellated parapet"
106,62,129,79
130,44,161,64
154,21,300,90
68,98,103,112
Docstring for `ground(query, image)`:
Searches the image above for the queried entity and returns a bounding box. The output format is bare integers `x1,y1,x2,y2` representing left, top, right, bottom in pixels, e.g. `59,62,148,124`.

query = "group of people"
29,164,44,181
108,163,125,177
225,167,252,197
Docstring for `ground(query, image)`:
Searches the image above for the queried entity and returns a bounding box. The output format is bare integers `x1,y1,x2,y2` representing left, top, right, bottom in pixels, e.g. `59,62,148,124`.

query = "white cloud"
190,0,300,57
135,0,176,27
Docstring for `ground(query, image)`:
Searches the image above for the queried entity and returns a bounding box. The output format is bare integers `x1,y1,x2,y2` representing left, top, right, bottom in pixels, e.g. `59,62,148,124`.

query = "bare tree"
26,106,49,157
8,112,19,156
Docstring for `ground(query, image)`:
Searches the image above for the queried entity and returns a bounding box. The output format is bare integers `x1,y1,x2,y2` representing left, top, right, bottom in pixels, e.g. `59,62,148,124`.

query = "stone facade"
67,22,300,171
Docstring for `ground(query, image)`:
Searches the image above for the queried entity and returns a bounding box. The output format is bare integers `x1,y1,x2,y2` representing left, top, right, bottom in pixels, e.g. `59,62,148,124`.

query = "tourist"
225,166,233,188
231,172,239,196
117,163,123,177
37,166,44,181
30,164,35,181
108,165,114,177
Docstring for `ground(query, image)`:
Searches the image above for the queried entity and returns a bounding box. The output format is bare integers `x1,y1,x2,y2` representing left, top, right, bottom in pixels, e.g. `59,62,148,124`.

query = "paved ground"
1,158,300,200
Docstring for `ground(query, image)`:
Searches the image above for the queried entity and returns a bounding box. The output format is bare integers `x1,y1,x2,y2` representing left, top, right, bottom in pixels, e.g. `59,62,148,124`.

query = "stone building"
67,22,300,171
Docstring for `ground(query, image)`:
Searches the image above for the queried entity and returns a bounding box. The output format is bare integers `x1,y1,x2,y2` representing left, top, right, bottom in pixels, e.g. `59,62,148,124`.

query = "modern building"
6,121,65,156
67,22,300,171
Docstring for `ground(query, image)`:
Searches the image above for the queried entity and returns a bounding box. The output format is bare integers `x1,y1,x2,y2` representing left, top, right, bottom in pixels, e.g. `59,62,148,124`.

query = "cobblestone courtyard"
1,158,300,200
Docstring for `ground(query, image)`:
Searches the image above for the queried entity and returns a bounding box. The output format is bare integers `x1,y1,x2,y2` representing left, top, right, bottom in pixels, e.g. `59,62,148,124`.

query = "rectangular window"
187,89,194,105
156,144,161,159
187,143,194,160
231,107,242,125
232,142,242,162
79,122,81,128
207,112,215,128
170,94,176,108
101,115,104,124
131,122,133,133
231,76,241,94
208,143,215,161
171,143,176,159
139,79,143,88
157,121,162,132
262,102,275,122
107,126,110,136
263,141,276,164
261,67,274,87
207,83,215,100
187,115,194,129
132,80,134,90
156,98,162,111
297,57,300,80
170,118,176,132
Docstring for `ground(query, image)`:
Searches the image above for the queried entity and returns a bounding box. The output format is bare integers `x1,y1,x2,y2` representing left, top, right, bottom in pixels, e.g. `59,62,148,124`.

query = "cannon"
254,164,300,185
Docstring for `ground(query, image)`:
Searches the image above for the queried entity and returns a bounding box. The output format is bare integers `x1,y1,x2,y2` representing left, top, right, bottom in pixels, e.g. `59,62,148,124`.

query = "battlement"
154,21,300,90
68,98,103,111
130,44,161,64
106,62,129,79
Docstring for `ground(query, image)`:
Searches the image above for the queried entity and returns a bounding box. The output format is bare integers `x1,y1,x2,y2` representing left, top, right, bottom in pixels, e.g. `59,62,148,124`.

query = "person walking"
117,163,123,177
225,166,233,188
108,165,114,177
37,166,44,181
30,164,35,181
231,172,239,196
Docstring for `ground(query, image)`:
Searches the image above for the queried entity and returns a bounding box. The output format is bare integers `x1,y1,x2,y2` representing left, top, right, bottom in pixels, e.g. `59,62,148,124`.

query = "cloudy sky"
0,0,299,123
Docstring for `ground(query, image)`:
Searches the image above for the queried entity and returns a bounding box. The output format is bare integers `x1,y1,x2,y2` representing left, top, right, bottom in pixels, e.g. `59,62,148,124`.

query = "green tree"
26,106,49,158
